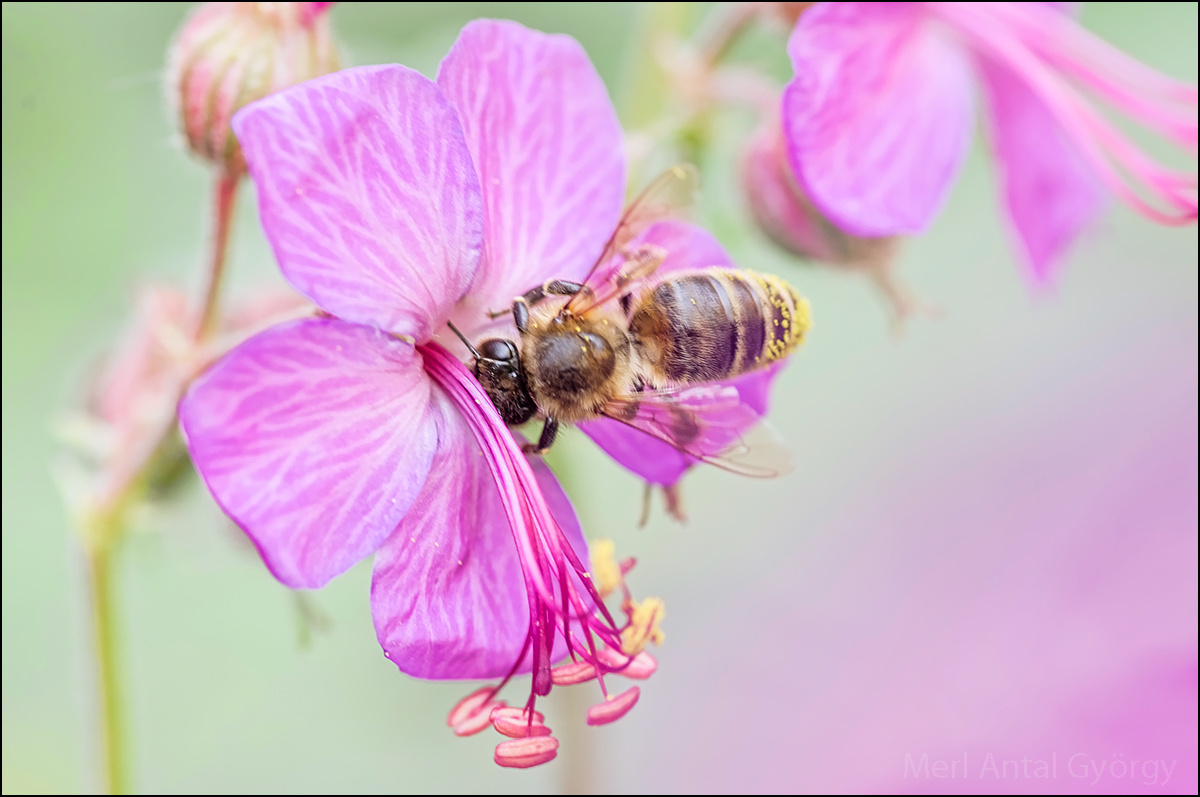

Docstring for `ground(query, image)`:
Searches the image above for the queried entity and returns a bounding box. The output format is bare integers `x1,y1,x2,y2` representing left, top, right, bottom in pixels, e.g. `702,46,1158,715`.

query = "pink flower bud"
743,120,928,326
168,2,340,175
742,121,842,262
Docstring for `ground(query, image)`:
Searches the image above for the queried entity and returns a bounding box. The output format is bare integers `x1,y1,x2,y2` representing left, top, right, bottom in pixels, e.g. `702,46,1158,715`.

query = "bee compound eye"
479,338,518,362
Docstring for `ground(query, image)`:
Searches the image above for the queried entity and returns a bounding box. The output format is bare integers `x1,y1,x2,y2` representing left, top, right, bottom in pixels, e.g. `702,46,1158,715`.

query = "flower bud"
168,2,340,175
742,121,932,326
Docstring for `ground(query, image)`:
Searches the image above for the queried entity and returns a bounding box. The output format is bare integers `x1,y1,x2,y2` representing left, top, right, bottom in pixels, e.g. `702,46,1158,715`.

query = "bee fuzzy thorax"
519,300,634,424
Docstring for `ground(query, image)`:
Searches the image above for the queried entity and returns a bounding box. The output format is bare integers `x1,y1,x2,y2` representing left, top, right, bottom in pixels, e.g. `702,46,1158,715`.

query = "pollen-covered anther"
494,735,559,768
586,686,641,726
589,538,623,598
550,659,598,685
448,686,505,737
620,597,666,655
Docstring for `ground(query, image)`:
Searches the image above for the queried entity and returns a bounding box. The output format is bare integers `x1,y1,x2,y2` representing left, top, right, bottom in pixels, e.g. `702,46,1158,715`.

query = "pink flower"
783,2,1197,283
177,20,701,767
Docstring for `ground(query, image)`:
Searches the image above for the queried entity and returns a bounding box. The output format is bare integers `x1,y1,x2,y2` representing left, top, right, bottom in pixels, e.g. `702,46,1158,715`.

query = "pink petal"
579,221,784,485
437,19,626,311
178,318,437,588
975,51,1108,284
783,2,975,236
232,65,483,341
371,387,589,680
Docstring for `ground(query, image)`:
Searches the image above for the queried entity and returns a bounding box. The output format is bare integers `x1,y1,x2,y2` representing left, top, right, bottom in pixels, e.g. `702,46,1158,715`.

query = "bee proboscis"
452,166,810,477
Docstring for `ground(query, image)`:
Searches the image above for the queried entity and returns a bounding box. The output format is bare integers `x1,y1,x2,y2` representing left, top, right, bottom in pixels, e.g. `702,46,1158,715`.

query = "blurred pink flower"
783,2,1197,283
178,20,674,767
640,317,1198,794
64,284,309,513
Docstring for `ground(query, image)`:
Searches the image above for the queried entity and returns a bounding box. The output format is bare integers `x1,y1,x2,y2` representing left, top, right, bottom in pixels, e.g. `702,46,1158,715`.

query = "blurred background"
2,2,1195,793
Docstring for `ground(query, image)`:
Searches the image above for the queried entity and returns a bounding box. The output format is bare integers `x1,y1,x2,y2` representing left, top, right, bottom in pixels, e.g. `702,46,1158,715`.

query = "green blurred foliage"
2,2,1196,794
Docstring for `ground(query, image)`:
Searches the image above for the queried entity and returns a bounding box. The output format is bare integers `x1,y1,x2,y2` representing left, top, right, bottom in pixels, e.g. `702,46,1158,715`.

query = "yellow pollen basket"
589,538,622,599
621,597,666,655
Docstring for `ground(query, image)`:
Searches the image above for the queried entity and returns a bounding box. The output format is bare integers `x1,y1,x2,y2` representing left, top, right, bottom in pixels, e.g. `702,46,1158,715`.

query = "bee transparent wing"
564,164,700,317
601,383,794,479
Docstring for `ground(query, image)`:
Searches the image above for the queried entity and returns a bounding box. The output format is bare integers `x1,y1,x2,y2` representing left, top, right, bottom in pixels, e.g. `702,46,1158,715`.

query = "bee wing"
601,383,794,479
564,165,700,317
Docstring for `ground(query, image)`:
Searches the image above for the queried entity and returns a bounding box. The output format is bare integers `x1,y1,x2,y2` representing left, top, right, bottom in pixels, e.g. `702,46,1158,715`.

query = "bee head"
473,337,538,426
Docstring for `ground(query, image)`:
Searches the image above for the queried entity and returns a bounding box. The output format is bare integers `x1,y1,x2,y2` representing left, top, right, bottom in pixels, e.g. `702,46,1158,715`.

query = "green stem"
695,1,764,69
86,526,128,795
191,170,240,342
79,167,239,795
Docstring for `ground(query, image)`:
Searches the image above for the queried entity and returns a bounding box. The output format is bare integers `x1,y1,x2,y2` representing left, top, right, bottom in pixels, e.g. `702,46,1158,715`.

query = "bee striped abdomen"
629,268,810,385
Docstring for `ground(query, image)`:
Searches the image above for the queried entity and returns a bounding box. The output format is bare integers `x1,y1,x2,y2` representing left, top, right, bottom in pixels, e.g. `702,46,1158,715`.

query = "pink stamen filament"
933,3,1197,224
982,2,1197,137
421,343,631,709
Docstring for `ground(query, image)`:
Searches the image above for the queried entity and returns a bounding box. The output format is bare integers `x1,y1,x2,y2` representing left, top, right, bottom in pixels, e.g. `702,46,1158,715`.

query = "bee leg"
513,298,530,333
491,279,588,326
521,417,560,456
522,280,590,307
545,280,584,296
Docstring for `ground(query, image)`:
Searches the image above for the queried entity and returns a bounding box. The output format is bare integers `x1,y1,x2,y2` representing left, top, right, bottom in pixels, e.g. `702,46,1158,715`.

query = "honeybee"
451,166,810,476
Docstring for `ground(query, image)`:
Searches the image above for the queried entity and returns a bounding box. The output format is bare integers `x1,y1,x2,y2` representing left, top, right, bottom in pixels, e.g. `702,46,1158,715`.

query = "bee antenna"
445,321,480,358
